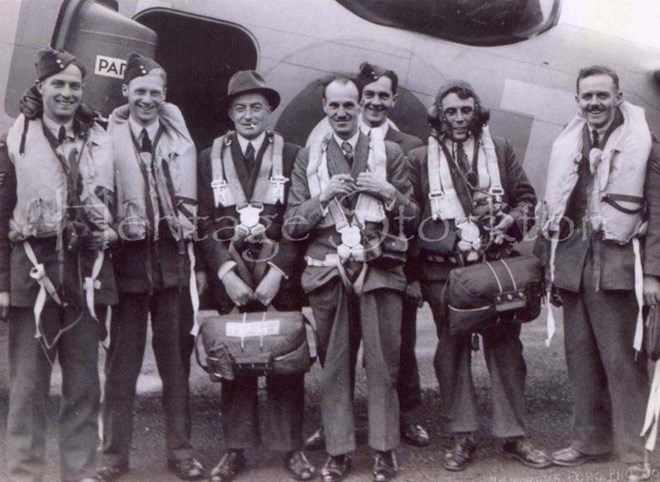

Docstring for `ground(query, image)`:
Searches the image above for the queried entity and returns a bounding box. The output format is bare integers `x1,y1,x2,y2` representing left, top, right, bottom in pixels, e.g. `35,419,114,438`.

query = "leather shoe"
443,434,477,472
401,423,430,447
503,438,552,469
304,426,325,451
321,454,351,482
209,451,245,482
550,447,609,467
626,462,652,481
284,450,316,481
372,451,398,482
96,463,129,481
167,458,205,481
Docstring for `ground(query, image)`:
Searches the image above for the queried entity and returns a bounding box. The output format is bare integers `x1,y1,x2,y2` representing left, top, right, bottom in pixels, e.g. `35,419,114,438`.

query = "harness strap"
24,241,64,338
545,237,559,346
83,250,104,320
632,238,644,353
188,242,200,336
642,320,660,450
305,254,367,295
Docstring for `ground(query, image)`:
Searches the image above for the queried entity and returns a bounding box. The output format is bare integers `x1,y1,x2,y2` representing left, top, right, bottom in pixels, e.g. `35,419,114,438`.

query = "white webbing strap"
545,237,559,346
24,241,64,338
187,241,200,336
84,251,105,320
480,125,504,199
642,360,660,450
252,132,287,205
427,136,466,222
633,237,644,352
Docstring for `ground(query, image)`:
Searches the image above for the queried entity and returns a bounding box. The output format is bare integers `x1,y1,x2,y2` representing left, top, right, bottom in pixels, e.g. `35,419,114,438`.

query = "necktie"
244,142,256,174
341,141,354,165
58,125,66,145
456,142,470,171
140,128,152,153
591,129,600,149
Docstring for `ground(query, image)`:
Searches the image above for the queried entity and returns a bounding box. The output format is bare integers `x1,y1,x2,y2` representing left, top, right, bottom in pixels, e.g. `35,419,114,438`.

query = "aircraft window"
335,0,561,46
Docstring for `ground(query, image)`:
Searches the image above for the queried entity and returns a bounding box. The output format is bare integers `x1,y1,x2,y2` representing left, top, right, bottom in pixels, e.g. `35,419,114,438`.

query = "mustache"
587,105,606,113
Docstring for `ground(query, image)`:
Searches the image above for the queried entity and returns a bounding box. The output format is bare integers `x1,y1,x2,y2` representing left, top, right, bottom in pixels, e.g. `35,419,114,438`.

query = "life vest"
110,102,197,241
540,101,651,244
426,125,504,256
306,133,388,231
6,114,114,241
541,102,652,352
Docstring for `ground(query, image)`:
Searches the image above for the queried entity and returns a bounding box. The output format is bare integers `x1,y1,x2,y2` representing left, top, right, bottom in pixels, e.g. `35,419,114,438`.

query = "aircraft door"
52,0,157,116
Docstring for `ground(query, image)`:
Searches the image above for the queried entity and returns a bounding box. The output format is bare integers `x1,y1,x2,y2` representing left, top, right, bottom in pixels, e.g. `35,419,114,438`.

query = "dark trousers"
100,289,195,466
216,293,306,452
7,303,104,482
398,298,422,423
221,373,305,451
424,282,527,438
559,287,649,462
308,280,401,455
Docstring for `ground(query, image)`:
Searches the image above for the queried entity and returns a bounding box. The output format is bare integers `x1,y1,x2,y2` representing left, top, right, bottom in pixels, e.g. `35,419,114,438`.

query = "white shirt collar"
359,119,389,140
236,131,266,155
443,135,475,158
129,116,160,141
42,115,74,140
586,119,614,146
333,130,360,151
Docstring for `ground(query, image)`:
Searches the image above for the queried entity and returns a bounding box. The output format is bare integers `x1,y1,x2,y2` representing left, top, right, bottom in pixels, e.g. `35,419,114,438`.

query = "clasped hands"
222,267,283,307
319,173,395,204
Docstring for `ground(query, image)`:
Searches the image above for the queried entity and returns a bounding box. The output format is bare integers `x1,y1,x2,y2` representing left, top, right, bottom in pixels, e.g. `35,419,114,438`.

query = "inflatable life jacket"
6,114,114,241
110,102,197,241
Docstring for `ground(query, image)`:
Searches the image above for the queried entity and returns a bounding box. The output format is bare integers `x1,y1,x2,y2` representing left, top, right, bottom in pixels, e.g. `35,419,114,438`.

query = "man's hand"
254,268,284,306
88,227,119,251
405,281,424,308
355,172,396,201
0,291,9,322
195,271,207,297
319,174,356,203
222,270,254,307
644,275,660,307
485,213,515,245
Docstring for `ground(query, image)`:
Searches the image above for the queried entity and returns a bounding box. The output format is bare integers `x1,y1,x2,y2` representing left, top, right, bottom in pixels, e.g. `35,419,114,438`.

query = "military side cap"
217,70,281,112
35,48,85,81
357,61,398,93
123,52,162,84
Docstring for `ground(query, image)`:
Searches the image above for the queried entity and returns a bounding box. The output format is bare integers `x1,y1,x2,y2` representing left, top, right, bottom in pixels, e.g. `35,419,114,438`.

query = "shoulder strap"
210,133,247,207
252,131,288,204
427,136,467,221
480,125,503,200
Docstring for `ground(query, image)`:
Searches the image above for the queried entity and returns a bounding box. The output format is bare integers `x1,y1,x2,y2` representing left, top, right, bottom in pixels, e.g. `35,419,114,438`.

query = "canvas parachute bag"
195,310,316,381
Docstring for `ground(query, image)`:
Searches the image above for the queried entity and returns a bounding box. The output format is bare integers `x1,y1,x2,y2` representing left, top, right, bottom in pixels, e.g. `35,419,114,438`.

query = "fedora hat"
217,70,281,111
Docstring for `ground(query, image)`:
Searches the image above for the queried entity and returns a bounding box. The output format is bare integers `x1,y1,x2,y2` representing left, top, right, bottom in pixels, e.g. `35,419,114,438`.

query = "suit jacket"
285,132,418,294
535,125,660,292
384,126,424,156
196,132,304,311
408,136,537,282
0,134,14,293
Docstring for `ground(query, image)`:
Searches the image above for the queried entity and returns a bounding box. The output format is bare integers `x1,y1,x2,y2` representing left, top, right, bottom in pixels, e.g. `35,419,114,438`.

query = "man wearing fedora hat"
0,47,117,482
97,52,204,481
195,70,314,482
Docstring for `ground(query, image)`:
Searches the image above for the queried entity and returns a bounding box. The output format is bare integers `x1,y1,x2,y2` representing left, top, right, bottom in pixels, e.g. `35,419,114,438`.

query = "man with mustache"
407,80,549,472
539,65,660,482
305,62,429,452
97,53,204,481
195,70,315,482
0,48,117,482
286,76,418,482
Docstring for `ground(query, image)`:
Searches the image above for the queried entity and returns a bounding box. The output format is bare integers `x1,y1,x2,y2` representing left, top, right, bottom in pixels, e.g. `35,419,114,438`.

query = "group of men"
0,46,658,482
